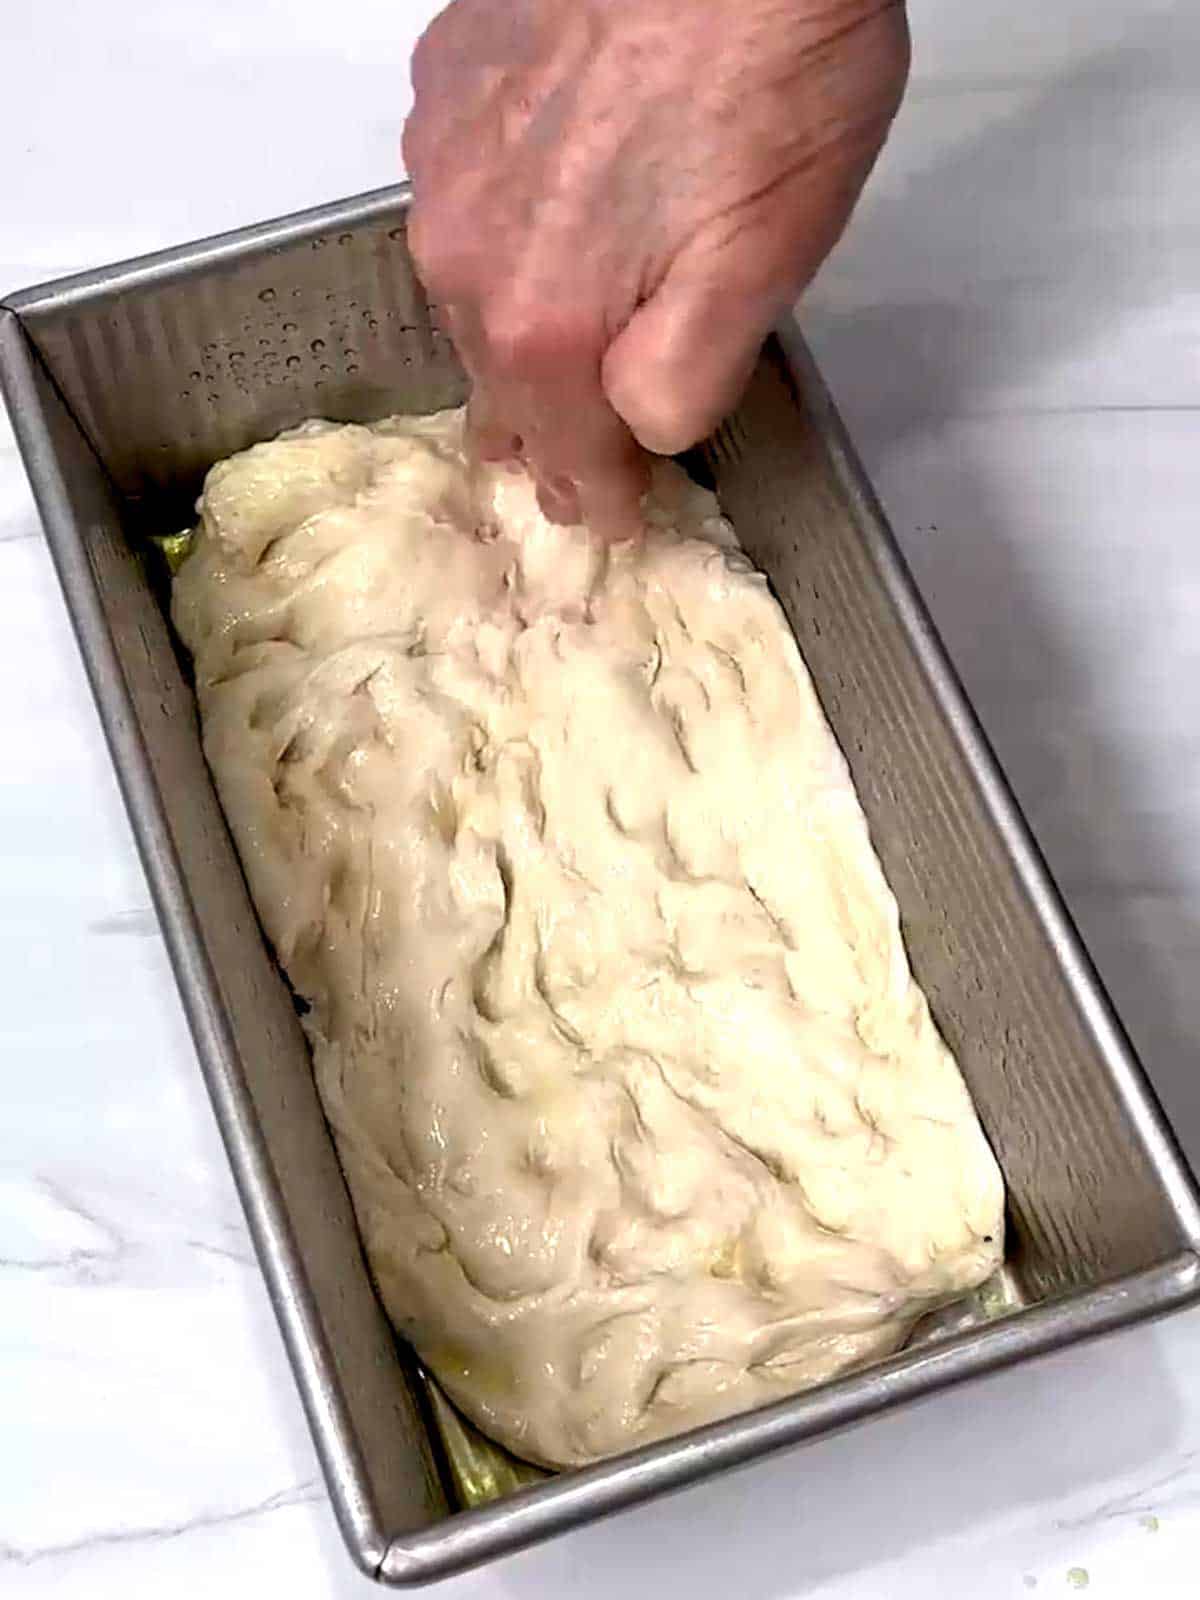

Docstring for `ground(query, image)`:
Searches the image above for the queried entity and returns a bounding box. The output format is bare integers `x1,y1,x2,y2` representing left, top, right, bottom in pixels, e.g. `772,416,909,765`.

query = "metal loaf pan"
4,185,1200,1586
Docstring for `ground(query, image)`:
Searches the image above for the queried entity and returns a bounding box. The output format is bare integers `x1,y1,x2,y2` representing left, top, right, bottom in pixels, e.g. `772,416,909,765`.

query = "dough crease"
172,407,1005,1468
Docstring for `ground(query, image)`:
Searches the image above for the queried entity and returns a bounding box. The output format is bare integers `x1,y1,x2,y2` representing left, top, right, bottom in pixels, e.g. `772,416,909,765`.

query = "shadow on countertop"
804,18,1200,1181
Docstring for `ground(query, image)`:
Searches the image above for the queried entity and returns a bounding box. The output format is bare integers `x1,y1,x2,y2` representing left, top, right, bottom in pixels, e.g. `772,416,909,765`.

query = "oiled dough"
172,407,1004,1468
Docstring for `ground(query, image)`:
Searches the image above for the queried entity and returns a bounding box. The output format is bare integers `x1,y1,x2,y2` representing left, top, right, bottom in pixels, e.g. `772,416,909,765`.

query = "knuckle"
400,116,423,180
482,307,541,372
405,209,466,298
409,14,451,96
403,208,438,276
481,296,594,377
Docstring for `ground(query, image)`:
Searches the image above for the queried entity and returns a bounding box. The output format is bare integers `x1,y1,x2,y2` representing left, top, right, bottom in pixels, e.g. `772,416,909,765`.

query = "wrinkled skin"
404,0,909,535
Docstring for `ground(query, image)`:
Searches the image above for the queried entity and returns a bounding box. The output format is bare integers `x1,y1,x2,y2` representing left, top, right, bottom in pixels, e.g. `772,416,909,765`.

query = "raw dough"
173,407,1005,1468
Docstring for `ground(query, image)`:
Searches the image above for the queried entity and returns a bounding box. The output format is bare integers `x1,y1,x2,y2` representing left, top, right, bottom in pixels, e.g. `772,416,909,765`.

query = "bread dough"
172,407,1005,1468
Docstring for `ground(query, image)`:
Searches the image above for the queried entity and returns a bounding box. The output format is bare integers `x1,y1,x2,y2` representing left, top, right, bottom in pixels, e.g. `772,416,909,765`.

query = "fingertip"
585,501,645,543
476,430,523,463
467,396,522,462
601,341,696,457
602,278,767,456
576,456,650,542
535,475,582,526
604,327,758,457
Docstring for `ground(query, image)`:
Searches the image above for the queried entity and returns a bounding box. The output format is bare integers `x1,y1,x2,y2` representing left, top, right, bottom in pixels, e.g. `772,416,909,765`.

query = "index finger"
457,297,650,538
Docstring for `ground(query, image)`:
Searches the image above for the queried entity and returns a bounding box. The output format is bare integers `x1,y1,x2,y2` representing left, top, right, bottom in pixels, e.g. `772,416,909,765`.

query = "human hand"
403,0,909,535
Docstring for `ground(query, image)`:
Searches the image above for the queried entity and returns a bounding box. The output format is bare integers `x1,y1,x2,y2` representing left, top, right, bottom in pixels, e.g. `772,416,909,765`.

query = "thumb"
601,261,774,457
601,128,890,458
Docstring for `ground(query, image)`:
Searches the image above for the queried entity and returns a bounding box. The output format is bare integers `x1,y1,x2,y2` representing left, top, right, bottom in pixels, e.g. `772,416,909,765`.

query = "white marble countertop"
4,1,1200,1594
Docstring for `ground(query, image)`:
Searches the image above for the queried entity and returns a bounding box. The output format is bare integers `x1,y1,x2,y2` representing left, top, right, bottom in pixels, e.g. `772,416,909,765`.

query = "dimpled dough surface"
172,407,1005,1469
